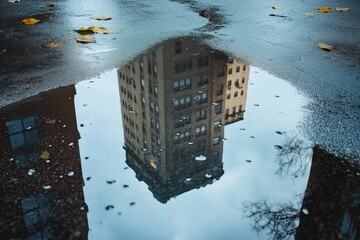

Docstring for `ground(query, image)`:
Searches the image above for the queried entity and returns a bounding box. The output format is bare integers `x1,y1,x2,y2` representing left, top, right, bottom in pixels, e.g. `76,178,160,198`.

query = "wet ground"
1,0,360,239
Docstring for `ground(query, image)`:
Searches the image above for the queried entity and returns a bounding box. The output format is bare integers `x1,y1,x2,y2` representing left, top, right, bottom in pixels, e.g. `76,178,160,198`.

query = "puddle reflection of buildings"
118,37,249,203
0,86,88,239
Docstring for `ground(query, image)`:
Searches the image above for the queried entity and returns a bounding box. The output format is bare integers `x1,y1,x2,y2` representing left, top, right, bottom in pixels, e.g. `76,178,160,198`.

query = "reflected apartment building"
118,37,249,203
0,86,88,239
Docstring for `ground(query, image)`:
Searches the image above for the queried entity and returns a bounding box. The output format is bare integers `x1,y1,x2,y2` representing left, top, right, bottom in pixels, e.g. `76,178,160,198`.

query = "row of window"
227,77,246,88
174,56,209,74
174,132,222,145
228,65,247,75
225,105,243,116
226,90,244,99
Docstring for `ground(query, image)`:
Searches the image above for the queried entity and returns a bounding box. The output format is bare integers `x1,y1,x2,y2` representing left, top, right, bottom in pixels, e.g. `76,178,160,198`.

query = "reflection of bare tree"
275,135,313,177
243,198,301,240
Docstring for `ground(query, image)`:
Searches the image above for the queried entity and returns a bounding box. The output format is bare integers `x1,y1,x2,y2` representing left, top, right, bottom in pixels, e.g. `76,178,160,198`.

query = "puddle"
1,37,359,240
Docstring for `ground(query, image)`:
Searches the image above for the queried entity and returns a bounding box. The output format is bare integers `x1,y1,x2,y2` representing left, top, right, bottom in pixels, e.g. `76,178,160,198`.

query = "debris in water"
123,184,129,188
205,174,212,178
130,202,136,206
195,155,207,161
107,180,116,184
105,205,114,210
28,169,35,176
67,171,74,176
86,177,92,181
245,160,252,163
43,184,51,190
274,145,283,150
302,208,309,215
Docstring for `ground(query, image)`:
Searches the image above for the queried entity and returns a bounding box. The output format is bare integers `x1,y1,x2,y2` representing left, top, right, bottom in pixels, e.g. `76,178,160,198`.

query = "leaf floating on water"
107,180,116,184
40,150,50,160
316,7,334,13
43,42,63,48
335,7,349,12
8,0,20,3
45,3,55,7
76,26,112,34
76,35,96,43
274,145,283,150
304,13,314,17
22,18,40,25
96,16,112,21
318,43,334,52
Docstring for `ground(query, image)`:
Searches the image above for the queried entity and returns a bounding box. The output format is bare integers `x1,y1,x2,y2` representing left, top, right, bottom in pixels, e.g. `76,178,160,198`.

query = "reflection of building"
118,37,249,203
296,146,360,240
0,86,88,239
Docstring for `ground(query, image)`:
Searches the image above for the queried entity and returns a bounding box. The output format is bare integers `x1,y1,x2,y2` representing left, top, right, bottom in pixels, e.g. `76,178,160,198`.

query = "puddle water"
1,37,359,240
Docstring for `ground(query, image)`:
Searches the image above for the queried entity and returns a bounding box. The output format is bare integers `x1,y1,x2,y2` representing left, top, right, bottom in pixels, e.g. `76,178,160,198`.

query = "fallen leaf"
96,16,112,21
304,13,314,17
8,0,20,3
22,18,40,25
272,6,282,10
75,26,112,34
316,7,334,13
269,14,287,18
90,26,112,34
40,150,50,160
44,42,63,48
76,35,96,43
336,7,349,12
318,43,334,51
45,3,55,7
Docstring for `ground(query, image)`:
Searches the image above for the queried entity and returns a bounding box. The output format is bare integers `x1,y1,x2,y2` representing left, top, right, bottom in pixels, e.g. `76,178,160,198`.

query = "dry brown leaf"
44,42,63,48
318,43,334,52
76,35,96,43
22,18,40,25
45,3,55,7
336,7,349,12
96,16,112,21
316,7,334,13
8,0,20,3
304,13,314,17
272,6,282,10
40,151,50,160
75,26,112,34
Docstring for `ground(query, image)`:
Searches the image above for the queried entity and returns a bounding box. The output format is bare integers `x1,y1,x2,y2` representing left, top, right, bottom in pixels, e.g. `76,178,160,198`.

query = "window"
156,122,160,133
141,77,145,90
140,60,144,71
174,78,192,92
197,56,209,68
228,68,232,75
154,86,158,97
149,82,153,94
153,64,157,77
241,90,244,96
197,141,206,150
217,70,225,77
239,105,243,112
227,94,231,100
6,116,38,150
227,80,232,87
242,77,245,83
195,125,206,136
173,96,191,109
197,74,209,87
243,65,246,71
213,136,220,145
175,41,182,54
225,109,229,117
141,95,145,107
196,109,206,121
214,101,222,114
216,84,224,96
235,78,240,87
232,107,236,114
155,104,159,116
196,92,207,104
214,120,221,129
174,114,191,128
174,132,191,144
213,151,220,160
175,60,192,73
150,101,154,112
234,91,238,98
236,66,240,72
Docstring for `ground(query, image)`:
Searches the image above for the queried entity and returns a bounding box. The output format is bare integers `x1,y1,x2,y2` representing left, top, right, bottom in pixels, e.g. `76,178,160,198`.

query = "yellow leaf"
22,18,40,25
45,3,55,7
44,42,63,48
336,7,349,12
89,26,112,34
96,16,112,21
272,6,281,10
8,0,20,3
40,151,50,160
76,35,96,43
304,13,314,17
317,43,334,52
316,7,334,13
75,27,94,34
